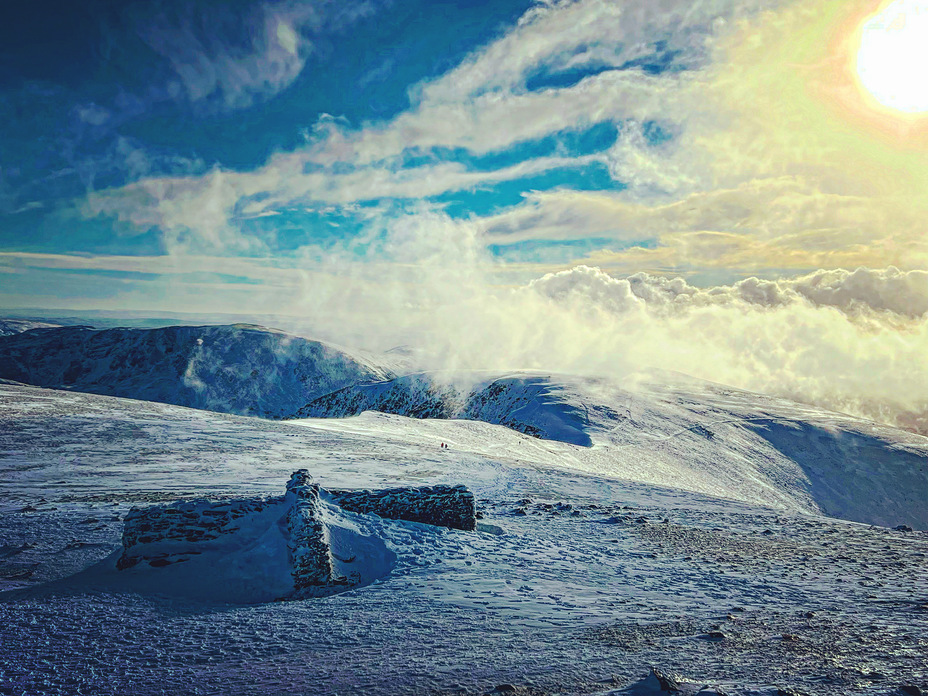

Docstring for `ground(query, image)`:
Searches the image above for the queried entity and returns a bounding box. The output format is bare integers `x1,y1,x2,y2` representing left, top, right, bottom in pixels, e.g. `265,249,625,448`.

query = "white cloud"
533,264,928,319
140,1,376,112
81,0,779,253
519,263,928,432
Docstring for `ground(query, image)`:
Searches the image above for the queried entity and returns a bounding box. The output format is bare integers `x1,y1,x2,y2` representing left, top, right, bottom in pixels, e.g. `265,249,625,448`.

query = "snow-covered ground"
301,369,928,530
1,381,926,695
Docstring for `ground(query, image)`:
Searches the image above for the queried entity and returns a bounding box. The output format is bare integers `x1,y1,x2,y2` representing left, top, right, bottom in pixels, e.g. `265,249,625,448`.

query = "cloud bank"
276,218,928,436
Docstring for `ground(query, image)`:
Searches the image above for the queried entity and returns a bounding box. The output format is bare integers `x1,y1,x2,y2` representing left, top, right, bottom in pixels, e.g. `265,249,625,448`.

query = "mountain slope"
297,370,928,529
0,381,926,696
0,324,391,418
0,319,63,336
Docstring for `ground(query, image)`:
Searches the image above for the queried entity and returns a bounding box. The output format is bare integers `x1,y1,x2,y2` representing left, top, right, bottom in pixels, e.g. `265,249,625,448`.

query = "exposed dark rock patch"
330,484,476,531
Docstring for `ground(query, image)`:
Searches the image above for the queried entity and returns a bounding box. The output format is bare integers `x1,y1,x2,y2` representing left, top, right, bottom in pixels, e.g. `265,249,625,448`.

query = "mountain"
298,370,928,530
0,380,926,696
0,323,391,418
1,320,925,530
0,319,63,336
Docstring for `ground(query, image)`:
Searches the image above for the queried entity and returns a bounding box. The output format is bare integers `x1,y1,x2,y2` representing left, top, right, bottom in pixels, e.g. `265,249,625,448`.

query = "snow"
0,323,391,418
0,381,926,695
299,369,928,530
0,319,62,337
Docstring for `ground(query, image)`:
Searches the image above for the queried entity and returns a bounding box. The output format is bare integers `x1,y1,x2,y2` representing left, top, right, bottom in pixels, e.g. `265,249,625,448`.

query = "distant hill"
0,319,63,337
0,323,392,418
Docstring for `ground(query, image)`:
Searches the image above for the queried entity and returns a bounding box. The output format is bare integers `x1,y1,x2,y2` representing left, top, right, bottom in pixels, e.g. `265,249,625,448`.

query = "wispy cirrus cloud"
138,0,377,112
80,0,760,255
12,0,926,284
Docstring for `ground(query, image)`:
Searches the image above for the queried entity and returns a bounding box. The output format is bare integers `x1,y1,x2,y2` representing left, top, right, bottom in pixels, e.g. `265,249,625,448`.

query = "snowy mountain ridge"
298,372,597,444
0,323,392,418
1,321,925,531
0,319,63,336
297,370,928,530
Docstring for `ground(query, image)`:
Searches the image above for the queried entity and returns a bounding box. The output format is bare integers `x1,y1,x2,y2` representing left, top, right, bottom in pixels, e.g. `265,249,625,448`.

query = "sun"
856,0,928,114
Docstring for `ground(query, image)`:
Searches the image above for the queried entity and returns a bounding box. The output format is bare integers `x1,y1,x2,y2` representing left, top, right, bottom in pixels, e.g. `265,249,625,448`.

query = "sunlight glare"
856,0,928,114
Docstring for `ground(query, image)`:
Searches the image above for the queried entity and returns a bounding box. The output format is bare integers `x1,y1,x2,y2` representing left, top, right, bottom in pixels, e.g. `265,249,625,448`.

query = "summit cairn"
116,470,477,601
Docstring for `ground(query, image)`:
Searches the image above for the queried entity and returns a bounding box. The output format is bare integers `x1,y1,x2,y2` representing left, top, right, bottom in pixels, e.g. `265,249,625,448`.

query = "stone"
331,484,476,530
117,470,477,599
285,470,339,594
649,667,682,691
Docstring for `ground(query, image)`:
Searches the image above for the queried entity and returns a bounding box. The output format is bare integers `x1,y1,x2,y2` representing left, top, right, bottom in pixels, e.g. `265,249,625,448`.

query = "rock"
649,667,682,691
330,483,476,531
116,470,475,599
633,667,730,695
894,525,914,532
900,686,924,696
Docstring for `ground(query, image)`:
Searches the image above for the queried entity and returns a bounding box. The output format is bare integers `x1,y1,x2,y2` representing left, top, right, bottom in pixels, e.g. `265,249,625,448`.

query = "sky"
3,0,928,428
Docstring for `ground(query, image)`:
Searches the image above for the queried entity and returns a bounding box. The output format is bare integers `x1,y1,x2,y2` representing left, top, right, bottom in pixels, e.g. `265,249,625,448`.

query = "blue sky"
1,0,927,315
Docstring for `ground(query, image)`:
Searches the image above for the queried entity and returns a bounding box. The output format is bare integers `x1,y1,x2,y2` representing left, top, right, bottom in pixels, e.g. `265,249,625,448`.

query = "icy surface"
0,323,390,418
0,383,926,695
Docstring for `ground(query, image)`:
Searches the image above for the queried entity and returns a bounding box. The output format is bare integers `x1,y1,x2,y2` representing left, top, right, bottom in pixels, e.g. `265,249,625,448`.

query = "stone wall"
117,496,283,570
285,470,341,593
330,484,476,531
117,471,477,598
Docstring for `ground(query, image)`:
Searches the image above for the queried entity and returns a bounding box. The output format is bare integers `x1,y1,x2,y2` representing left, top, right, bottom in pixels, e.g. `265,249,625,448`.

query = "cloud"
36,0,928,436
139,1,376,112
78,0,773,254
78,0,928,282
519,263,928,432
532,264,928,319
479,175,928,274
